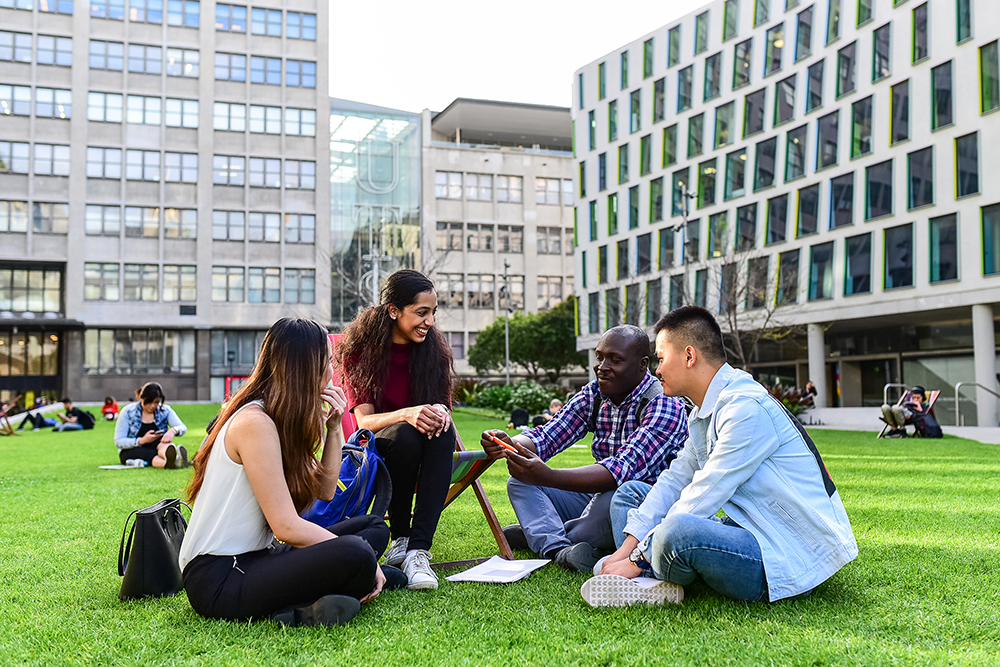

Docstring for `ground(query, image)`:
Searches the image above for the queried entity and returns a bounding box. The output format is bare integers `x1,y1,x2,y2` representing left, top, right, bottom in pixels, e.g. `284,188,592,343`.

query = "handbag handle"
118,500,192,576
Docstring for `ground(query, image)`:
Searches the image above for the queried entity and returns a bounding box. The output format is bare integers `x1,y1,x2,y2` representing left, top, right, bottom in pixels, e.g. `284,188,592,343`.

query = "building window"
467,274,497,310
588,292,601,334
754,137,777,190
714,102,734,149
723,0,738,41
662,125,677,167
981,42,1000,113
32,203,68,233
754,0,769,26
692,269,707,308
284,160,316,189
957,0,972,43
536,276,564,311
707,213,728,258
733,39,752,89
658,229,675,269
125,95,161,125
164,152,197,183
766,194,788,245
589,201,598,241
806,60,824,112
598,245,608,283
213,102,246,132
907,147,933,209
436,274,463,308
128,44,162,74
123,264,159,301
167,0,199,28
37,35,73,67
844,233,871,295
606,287,622,327
0,84,31,116
776,249,799,304
497,225,523,253
686,219,701,263
688,113,704,158
744,257,767,309
698,159,717,208
598,62,606,100
765,24,784,75
678,66,693,111
285,108,317,137
248,267,281,303
851,96,873,158
124,207,159,237
891,80,909,143
620,51,628,89
618,145,629,184
796,6,813,61
635,233,652,275
643,38,654,78
436,222,461,250
1,31,33,63
668,25,681,67
468,224,495,252
609,100,618,141
215,53,247,81
286,60,317,88
163,265,197,302
830,172,854,228
984,204,1000,275
91,0,125,20
578,73,585,110
667,274,684,309
836,42,856,97
435,172,462,199
491,175,521,203
865,160,893,220
817,110,838,169
85,329,196,375
671,168,689,217
212,155,245,186
536,177,562,205
39,0,74,13
627,186,639,229
84,263,120,301
650,178,664,222
932,61,953,129
930,213,958,282
956,132,980,198
606,194,619,236
724,149,747,202
215,3,247,32
653,78,666,123
857,0,873,26
796,184,819,236
826,0,841,45
695,11,709,54
33,144,71,176
884,223,913,289
444,331,463,361
785,125,807,181
125,149,159,181
735,203,756,250
164,98,198,128
166,48,199,78
0,267,61,316
705,53,722,101
912,3,928,62
282,213,316,244
646,278,662,325
808,242,834,300
164,208,197,239
212,266,244,302
775,75,796,126
588,110,597,150
248,213,281,242
873,23,891,81
743,88,766,137
0,201,28,232
85,205,120,235
287,12,317,40
0,141,30,174
212,211,244,240
250,56,282,85
85,147,121,179
89,40,124,70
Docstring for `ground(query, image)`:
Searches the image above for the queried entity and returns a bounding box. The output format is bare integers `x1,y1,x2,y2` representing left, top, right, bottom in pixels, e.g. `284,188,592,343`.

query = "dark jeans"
16,413,43,430
183,514,388,621
119,443,160,464
374,422,454,552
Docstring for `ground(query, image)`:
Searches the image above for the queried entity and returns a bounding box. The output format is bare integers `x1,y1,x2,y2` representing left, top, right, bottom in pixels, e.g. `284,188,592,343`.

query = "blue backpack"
301,429,392,529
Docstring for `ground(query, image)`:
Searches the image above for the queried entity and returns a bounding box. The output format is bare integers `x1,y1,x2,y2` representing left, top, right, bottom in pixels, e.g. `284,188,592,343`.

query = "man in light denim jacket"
582,306,858,607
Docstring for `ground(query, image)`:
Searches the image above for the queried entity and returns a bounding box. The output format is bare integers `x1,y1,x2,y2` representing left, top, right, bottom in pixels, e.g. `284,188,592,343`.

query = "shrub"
509,380,553,414
452,378,485,406
473,384,513,413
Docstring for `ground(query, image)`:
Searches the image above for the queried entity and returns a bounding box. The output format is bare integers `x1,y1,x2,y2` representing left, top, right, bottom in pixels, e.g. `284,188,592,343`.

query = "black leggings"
183,514,388,621
119,443,160,464
374,422,455,552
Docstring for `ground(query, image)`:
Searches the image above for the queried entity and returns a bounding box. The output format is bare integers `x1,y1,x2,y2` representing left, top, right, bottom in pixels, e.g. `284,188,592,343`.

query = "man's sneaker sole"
502,524,529,551
163,444,178,469
580,574,684,608
406,577,438,591
556,542,600,573
272,594,360,626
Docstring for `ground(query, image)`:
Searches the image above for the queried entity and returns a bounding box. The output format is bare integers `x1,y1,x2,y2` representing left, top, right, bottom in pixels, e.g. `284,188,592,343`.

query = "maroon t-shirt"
347,342,412,413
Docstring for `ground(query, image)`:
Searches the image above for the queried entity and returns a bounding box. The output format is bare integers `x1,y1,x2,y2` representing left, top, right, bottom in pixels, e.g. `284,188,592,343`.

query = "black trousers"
183,514,388,621
374,422,455,552
119,443,160,464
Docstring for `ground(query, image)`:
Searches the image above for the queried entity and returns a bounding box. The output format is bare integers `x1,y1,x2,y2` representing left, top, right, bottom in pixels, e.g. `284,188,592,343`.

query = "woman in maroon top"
337,269,454,590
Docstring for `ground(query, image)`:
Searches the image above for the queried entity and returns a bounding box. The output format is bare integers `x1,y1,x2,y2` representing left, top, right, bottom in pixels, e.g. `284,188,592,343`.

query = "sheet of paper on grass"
445,556,550,584
98,464,145,469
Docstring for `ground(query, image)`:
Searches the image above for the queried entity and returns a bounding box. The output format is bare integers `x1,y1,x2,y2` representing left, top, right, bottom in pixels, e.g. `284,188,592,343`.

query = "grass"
1,405,999,665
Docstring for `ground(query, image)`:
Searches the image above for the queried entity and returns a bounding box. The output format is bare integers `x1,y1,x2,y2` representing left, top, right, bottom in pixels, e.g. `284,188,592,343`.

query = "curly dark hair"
337,269,453,411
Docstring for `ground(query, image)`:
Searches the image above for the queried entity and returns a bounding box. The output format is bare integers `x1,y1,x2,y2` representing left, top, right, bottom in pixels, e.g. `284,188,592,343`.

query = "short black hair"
910,386,926,400
654,306,727,365
60,397,72,404
604,324,651,361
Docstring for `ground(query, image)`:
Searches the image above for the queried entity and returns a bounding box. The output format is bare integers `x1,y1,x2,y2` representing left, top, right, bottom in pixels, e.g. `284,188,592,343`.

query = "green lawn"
1,406,999,665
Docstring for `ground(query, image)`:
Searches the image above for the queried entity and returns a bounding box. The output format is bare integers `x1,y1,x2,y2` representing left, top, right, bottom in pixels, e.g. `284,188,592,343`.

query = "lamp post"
503,259,511,386
670,183,697,306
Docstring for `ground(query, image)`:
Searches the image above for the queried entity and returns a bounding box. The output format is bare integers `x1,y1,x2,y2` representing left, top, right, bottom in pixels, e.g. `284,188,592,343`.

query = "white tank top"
179,400,273,572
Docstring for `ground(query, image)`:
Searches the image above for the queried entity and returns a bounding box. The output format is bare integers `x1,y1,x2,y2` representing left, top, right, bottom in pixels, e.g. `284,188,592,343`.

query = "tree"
468,295,586,382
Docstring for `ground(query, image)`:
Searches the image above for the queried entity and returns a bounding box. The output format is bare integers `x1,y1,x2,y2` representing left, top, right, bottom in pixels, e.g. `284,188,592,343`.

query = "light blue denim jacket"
624,364,858,600
114,401,188,451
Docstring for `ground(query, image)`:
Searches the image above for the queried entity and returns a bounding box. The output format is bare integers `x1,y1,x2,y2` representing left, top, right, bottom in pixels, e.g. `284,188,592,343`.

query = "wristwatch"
628,546,650,569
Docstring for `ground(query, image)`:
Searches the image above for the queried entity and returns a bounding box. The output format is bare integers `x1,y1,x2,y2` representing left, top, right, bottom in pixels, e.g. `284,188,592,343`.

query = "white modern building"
572,0,1000,424
421,98,577,376
0,0,329,404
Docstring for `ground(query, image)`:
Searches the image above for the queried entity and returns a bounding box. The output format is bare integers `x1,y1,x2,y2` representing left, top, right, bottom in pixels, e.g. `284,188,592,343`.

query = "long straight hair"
185,318,330,513
337,269,453,411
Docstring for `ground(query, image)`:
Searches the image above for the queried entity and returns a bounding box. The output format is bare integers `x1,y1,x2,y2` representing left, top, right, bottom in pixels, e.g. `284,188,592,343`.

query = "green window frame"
980,41,999,113
723,0,738,41
618,144,629,183
643,39,654,79
650,177,664,222
608,100,618,141
808,241,834,300
714,101,734,149
629,186,640,229
630,90,641,133
754,0,769,27
589,200,598,241
984,204,1000,275
785,124,807,181
640,134,652,175
708,212,728,258
620,51,629,89
733,38,753,89
929,213,958,282
955,132,980,198
884,223,913,289
607,193,619,235
662,124,677,166
698,158,717,208
695,11,710,54
705,52,722,101
724,148,747,200
891,80,909,143
678,66,693,111
688,113,704,158
957,0,972,43
873,23,890,81
844,232,871,295
826,0,841,46
857,0,872,26
598,62,606,100
932,61,953,130
668,26,681,67
851,96,873,158
912,3,928,63
588,110,596,151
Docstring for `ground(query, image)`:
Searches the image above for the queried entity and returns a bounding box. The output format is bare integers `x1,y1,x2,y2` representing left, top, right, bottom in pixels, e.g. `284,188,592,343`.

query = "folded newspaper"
445,556,550,584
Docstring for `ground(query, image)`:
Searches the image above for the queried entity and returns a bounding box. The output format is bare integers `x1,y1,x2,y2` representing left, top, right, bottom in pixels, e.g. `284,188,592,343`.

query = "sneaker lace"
408,550,433,573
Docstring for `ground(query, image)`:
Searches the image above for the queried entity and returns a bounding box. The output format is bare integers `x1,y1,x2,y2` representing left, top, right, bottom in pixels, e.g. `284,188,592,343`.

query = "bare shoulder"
227,403,279,441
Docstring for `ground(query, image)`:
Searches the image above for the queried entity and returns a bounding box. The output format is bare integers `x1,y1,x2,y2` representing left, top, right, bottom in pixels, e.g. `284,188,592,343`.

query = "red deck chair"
329,334,513,566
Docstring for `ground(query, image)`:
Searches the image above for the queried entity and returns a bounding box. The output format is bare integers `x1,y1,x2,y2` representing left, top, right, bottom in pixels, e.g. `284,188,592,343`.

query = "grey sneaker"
554,542,601,573
383,536,409,567
401,549,438,590
178,445,189,468
272,594,360,626
580,574,684,607
502,524,529,551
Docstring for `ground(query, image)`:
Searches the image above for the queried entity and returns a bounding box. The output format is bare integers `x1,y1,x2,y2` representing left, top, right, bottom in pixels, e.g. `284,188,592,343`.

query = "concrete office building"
421,98,577,376
572,0,1000,424
0,0,329,404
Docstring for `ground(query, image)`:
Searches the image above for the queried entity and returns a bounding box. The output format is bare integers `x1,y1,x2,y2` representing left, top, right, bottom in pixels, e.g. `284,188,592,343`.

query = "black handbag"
117,498,190,601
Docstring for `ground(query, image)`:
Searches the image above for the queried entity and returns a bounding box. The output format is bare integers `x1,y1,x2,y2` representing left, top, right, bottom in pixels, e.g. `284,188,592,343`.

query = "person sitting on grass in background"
101,396,119,421
114,382,188,468
16,397,56,431
180,318,401,627
542,398,563,422
881,386,942,438
337,269,455,591
482,325,689,573
582,307,858,608
53,398,95,432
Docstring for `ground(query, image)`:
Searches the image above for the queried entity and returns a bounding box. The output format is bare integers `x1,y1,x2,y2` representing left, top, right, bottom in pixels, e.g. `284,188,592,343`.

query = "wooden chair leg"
471,478,514,560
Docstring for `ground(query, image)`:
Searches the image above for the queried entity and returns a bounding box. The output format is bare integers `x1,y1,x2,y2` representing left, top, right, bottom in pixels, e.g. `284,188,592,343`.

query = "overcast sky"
329,0,690,114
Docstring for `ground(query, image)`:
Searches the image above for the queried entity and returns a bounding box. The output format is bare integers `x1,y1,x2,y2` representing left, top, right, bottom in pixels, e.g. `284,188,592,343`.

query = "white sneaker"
593,555,610,576
383,536,409,567
580,574,684,608
401,550,438,590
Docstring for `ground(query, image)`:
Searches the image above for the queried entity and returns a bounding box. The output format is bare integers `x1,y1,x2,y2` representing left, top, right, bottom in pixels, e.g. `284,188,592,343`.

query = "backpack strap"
589,378,664,433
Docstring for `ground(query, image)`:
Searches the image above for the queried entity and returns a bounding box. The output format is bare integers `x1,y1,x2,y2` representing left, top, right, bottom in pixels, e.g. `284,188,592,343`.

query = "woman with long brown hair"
337,269,454,590
179,318,393,626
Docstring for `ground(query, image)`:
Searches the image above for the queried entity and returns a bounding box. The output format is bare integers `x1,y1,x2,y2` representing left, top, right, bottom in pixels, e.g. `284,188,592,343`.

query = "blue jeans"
611,481,768,602
54,422,84,432
507,477,615,556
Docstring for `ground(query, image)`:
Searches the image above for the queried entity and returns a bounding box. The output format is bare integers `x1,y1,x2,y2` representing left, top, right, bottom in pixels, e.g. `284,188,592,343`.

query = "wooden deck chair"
877,389,941,438
330,334,514,566
0,394,23,437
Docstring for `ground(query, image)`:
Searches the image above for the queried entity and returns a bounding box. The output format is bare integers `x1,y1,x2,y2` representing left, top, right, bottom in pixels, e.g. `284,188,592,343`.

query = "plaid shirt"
524,372,689,485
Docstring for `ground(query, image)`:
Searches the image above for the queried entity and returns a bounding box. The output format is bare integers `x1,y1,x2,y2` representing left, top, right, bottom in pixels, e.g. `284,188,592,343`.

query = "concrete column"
807,323,827,408
588,348,597,382
971,304,998,427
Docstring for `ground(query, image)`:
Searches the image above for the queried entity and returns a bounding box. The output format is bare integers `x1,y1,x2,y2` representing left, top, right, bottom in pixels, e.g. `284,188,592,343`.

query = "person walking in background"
114,382,188,468
337,269,455,591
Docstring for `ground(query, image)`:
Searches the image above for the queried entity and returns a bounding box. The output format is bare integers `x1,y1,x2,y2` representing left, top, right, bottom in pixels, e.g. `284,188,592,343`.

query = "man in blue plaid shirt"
482,325,689,572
